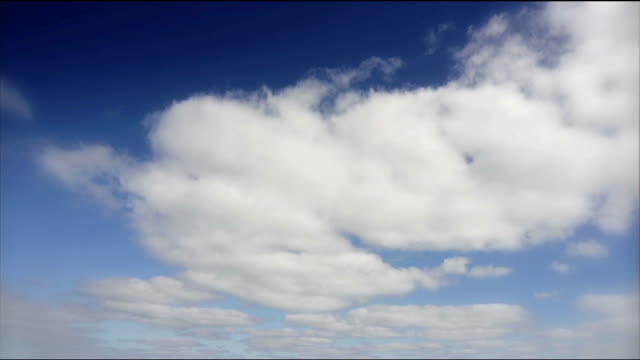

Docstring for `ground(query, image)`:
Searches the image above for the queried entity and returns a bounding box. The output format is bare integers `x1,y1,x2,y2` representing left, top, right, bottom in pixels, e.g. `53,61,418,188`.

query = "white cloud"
39,2,638,312
81,276,253,329
575,293,640,358
102,300,253,328
439,256,470,274
0,78,32,120
540,293,640,358
566,239,609,258
325,56,404,87
247,328,334,353
434,257,512,279
534,290,559,299
287,303,530,341
551,261,573,274
577,293,639,319
39,144,133,208
468,265,512,278
269,293,638,358
84,276,219,305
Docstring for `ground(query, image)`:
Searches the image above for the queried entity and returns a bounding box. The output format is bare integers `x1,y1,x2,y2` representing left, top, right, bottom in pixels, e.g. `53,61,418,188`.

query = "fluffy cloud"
0,78,32,120
551,261,573,274
39,2,638,312
566,239,609,258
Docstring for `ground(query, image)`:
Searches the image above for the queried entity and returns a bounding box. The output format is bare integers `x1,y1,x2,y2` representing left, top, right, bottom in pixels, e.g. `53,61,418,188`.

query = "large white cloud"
39,2,638,312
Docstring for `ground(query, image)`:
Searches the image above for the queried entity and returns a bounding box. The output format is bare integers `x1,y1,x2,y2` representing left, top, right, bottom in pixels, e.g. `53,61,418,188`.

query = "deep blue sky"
1,1,525,156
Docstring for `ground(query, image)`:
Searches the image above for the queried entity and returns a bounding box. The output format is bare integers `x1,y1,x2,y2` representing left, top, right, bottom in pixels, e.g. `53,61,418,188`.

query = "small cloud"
467,265,512,278
551,261,573,274
0,78,33,120
566,239,609,258
424,22,455,55
326,56,404,87
534,290,559,299
440,256,470,274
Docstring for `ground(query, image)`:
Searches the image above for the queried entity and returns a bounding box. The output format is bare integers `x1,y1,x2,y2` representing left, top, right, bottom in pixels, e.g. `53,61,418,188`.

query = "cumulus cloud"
566,239,609,258
39,2,638,313
0,78,32,120
551,261,573,274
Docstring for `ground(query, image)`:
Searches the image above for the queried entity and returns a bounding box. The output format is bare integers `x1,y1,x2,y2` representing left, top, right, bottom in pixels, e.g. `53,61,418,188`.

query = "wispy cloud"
566,239,609,258
0,78,33,120
468,265,513,278
534,290,560,299
424,22,455,55
551,261,574,274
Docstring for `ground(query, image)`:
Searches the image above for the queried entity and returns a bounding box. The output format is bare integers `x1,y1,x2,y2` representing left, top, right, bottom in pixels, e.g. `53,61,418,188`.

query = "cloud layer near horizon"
38,1,638,319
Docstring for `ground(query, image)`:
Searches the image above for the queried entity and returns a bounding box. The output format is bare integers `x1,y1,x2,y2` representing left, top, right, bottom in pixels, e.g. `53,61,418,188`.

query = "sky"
0,1,639,358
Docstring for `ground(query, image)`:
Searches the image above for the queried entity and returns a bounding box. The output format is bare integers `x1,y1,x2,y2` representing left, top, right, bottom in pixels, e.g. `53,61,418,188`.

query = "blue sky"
1,2,638,358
